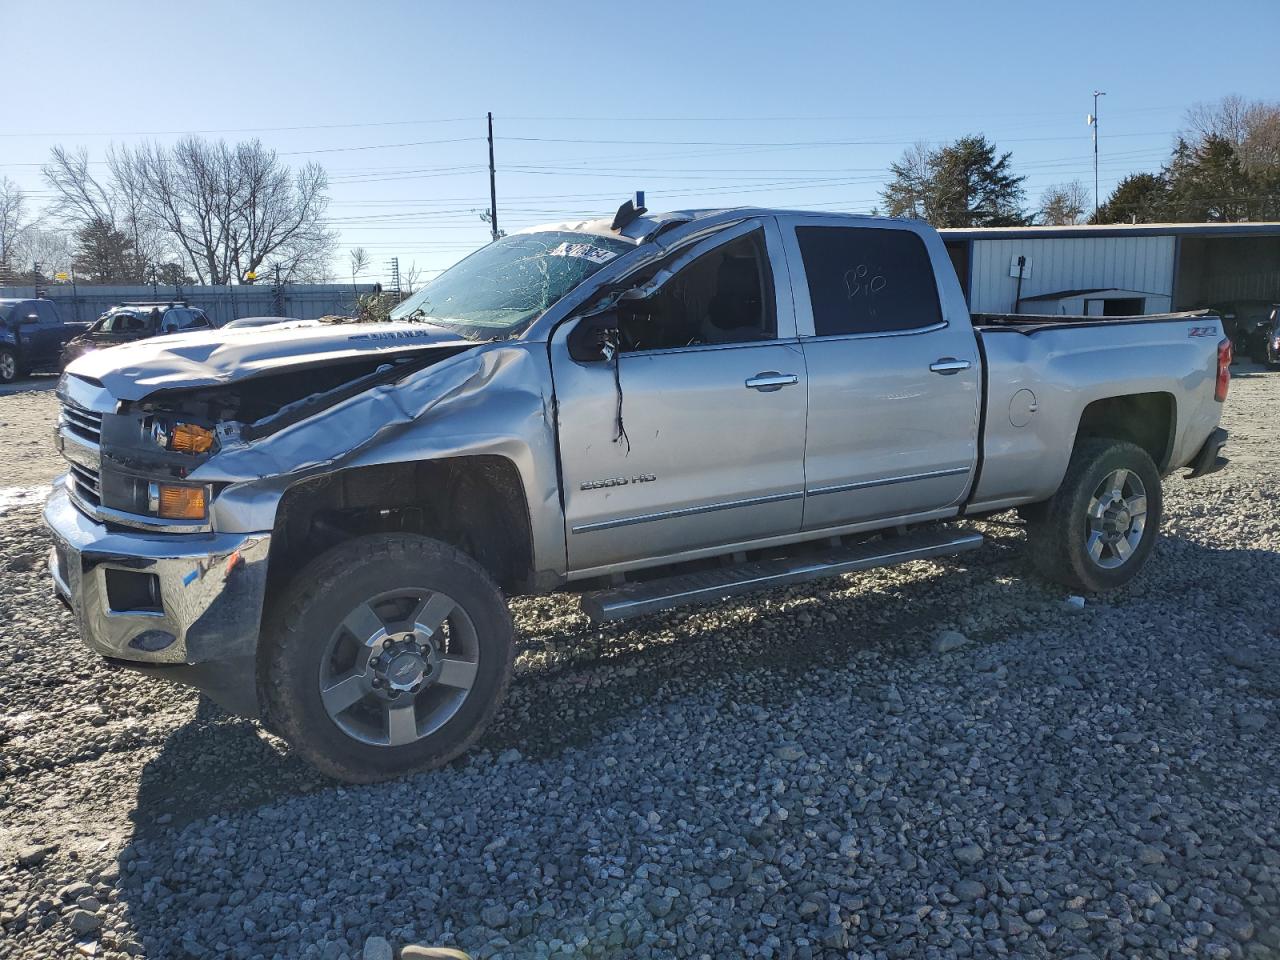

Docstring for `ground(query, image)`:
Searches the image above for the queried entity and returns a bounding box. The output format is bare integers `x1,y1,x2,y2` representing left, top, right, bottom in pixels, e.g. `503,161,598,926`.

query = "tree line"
0,137,336,286
881,94,1280,228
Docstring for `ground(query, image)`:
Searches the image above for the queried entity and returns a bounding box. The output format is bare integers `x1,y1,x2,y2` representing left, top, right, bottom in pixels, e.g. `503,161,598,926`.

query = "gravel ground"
1,366,1277,960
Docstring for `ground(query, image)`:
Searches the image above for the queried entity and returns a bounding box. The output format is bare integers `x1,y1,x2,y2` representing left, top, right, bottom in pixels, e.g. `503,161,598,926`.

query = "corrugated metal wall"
966,236,1176,314
0,284,380,326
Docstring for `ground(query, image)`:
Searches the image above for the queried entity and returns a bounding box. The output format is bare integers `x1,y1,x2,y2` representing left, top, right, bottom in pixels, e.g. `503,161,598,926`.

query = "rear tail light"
1215,338,1232,402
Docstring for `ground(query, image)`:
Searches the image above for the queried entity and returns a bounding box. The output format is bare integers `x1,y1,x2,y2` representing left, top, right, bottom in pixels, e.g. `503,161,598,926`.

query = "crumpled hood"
65,321,476,400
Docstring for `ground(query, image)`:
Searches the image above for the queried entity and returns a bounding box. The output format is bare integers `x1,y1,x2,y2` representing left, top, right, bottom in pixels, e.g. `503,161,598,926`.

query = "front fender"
194,341,567,579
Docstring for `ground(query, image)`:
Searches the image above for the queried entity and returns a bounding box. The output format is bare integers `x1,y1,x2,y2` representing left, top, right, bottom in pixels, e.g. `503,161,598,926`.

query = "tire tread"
1025,438,1161,593
260,534,514,783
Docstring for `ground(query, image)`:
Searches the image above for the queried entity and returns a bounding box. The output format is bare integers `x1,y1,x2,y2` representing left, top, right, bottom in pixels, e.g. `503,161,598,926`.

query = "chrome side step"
580,528,984,622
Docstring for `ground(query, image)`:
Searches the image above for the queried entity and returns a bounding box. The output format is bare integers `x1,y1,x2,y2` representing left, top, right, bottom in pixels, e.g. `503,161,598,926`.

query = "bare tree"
349,246,370,286
880,141,934,221
1038,180,1090,225
0,177,29,269
44,137,336,284
1185,95,1280,172
44,146,116,226
14,227,74,281
42,146,166,277
401,261,426,295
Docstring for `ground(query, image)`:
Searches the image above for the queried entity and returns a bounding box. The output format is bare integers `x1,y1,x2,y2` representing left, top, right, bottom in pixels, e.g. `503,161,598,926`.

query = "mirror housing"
21,312,39,325
568,311,621,363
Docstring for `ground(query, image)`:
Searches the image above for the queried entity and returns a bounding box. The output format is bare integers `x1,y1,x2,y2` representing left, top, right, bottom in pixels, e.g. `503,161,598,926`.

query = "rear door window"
796,226,942,337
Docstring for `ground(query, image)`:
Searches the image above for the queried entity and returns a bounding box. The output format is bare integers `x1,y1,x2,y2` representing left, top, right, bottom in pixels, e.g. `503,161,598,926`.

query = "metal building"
941,223,1280,332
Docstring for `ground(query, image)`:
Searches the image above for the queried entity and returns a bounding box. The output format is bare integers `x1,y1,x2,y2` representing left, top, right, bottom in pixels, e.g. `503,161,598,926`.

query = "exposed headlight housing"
150,420,215,455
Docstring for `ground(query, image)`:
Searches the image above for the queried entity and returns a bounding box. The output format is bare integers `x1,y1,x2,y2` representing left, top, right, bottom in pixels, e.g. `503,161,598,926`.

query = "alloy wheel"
318,588,480,746
1085,468,1148,569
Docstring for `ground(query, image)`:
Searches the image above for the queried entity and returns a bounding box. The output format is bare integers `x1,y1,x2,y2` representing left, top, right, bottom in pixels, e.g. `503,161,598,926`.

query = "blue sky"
4,0,1278,284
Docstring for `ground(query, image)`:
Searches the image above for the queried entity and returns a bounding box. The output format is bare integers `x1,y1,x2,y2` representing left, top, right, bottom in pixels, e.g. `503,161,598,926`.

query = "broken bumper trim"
1185,427,1228,479
45,484,271,708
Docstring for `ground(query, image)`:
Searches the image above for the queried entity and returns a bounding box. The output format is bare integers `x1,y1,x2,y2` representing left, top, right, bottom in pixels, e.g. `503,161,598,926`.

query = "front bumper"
45,483,271,716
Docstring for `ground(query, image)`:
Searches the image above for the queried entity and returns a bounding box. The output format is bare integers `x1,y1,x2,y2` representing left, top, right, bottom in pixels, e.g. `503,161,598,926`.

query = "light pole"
1089,90,1106,218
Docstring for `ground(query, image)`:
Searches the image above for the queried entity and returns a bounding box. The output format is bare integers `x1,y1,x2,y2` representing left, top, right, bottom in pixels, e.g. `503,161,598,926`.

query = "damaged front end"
46,325,563,718
69,342,473,532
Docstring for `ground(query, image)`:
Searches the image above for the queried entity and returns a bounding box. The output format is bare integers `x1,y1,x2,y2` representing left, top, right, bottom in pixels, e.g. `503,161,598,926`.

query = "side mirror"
21,313,39,325
568,311,621,362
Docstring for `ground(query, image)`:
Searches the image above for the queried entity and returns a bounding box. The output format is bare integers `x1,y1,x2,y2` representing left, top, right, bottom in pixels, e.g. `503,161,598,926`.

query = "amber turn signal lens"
170,423,215,454
156,484,207,520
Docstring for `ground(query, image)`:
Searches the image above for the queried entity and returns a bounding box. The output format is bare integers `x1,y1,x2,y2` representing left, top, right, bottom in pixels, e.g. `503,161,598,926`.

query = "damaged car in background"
46,200,1231,781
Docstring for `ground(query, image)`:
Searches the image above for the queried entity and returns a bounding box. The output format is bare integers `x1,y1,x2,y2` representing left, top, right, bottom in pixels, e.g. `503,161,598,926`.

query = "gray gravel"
1,366,1278,959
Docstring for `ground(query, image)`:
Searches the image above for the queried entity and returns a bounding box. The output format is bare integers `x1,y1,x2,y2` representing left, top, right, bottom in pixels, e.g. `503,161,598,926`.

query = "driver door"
550,219,808,576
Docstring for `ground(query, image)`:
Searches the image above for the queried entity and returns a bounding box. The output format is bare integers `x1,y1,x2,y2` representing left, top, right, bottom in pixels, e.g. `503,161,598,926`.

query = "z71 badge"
581,474,656,491
1187,325,1217,338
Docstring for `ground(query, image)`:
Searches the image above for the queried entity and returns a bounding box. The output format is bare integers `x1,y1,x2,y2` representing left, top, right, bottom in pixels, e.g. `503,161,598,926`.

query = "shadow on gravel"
0,374,58,396
126,536,1032,823
109,528,1280,958
126,697,329,839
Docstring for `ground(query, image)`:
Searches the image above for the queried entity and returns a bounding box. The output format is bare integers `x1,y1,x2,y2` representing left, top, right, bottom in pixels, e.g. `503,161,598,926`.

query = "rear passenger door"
781,217,981,530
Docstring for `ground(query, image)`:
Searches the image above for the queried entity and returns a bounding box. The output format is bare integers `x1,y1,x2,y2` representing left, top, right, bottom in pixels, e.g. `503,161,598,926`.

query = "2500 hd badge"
581,474,657,491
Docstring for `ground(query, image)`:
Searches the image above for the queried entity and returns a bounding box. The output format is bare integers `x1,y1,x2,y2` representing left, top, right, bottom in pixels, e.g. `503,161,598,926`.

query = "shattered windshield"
389,231,631,337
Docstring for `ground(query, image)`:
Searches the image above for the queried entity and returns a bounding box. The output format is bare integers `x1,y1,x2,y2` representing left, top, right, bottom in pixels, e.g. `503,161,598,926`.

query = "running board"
580,528,984,622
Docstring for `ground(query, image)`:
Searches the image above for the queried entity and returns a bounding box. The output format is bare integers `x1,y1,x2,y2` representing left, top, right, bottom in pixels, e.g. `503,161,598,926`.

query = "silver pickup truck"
45,205,1231,781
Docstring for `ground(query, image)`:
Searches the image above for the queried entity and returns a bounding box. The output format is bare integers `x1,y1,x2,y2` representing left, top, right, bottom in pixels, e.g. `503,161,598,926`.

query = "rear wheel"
1024,439,1162,592
0,348,17,384
261,534,515,782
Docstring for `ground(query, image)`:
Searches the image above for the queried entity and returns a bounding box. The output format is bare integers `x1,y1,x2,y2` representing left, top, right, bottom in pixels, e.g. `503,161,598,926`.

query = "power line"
0,117,480,139
281,137,485,156
497,130,1176,148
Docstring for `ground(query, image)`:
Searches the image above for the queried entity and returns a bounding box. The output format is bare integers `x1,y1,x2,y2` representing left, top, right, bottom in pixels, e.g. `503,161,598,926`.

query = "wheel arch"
1073,391,1177,474
267,455,538,597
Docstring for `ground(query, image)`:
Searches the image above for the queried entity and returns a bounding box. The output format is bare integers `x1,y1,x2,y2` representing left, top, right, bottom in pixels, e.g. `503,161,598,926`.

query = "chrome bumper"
44,483,271,667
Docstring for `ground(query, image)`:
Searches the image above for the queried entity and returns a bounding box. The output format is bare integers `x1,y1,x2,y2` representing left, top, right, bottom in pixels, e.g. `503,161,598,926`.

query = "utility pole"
487,112,499,242
1089,90,1106,218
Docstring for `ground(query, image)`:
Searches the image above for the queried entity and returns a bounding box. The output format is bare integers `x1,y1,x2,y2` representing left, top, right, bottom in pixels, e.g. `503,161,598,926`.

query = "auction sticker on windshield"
548,241,619,265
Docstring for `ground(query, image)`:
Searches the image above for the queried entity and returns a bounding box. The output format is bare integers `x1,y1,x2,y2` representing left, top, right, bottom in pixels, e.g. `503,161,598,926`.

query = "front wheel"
0,348,17,384
261,534,515,782
1024,439,1163,592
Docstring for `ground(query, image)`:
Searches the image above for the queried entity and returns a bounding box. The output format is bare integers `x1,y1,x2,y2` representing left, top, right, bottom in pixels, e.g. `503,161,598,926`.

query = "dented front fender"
192,340,567,580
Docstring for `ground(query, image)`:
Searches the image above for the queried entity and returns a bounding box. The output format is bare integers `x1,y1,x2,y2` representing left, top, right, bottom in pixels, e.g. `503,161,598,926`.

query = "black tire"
261,534,515,782
0,347,17,384
1024,439,1163,593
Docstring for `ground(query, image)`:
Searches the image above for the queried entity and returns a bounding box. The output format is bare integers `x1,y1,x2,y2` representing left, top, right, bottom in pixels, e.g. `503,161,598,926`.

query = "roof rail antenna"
611,191,647,232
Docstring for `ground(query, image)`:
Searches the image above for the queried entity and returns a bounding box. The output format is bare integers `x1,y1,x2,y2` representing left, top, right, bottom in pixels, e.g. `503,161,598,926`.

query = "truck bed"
966,308,1225,515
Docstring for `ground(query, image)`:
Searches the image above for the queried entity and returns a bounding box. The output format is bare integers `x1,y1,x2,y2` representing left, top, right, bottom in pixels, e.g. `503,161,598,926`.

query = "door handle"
929,358,972,375
745,372,799,392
